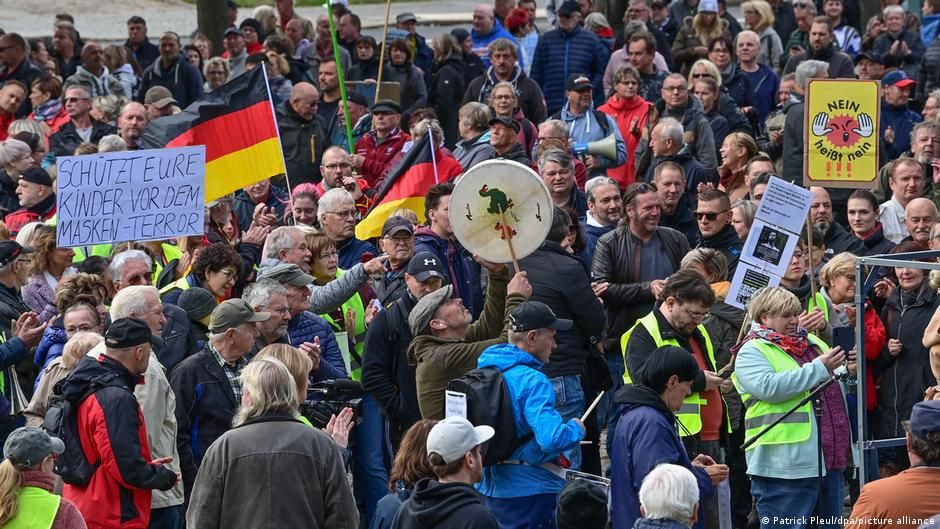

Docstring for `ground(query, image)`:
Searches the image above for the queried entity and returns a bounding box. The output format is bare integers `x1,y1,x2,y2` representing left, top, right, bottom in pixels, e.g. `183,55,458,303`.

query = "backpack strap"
592,110,611,137
497,363,536,456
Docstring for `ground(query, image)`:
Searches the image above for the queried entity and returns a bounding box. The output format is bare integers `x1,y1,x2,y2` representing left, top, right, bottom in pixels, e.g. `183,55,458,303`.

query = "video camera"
299,379,364,429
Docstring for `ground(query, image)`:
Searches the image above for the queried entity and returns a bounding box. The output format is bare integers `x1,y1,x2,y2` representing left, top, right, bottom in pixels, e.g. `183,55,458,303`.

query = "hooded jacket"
137,53,204,108
530,26,610,114
276,100,327,186
462,65,547,124
639,97,717,176
62,355,177,529
494,141,533,167
557,103,628,175
609,383,712,529
471,20,525,70
453,131,496,170
782,43,855,79
476,343,585,498
391,478,498,529
413,226,482,318
671,17,731,75
64,65,127,98
598,94,652,187
697,224,742,278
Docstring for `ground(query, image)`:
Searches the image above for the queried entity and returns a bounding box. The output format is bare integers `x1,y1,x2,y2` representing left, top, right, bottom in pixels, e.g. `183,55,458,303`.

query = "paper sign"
755,177,813,235
727,262,781,310
740,219,800,277
335,331,351,375
445,390,467,419
56,146,206,247
803,79,880,188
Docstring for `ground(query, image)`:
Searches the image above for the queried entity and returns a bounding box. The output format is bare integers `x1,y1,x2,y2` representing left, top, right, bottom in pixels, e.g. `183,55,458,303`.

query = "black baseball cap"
489,116,521,132
0,240,32,267
406,251,445,282
347,90,369,107
853,51,882,65
566,73,592,91
19,167,52,187
557,0,580,16
509,301,573,332
382,215,414,237
372,99,401,114
224,27,244,38
105,317,164,349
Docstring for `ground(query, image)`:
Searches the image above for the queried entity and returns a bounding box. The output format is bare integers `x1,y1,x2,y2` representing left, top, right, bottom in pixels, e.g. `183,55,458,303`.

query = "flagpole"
260,66,295,196
374,0,392,105
325,2,355,153
426,120,440,184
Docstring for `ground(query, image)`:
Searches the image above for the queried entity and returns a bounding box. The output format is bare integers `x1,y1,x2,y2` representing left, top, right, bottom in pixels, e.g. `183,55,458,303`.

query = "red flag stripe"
165,101,278,162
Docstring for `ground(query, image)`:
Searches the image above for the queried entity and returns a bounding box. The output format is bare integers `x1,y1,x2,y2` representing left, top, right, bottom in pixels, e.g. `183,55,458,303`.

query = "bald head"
809,186,833,230
118,102,148,147
289,82,319,120
905,198,938,245
473,4,496,34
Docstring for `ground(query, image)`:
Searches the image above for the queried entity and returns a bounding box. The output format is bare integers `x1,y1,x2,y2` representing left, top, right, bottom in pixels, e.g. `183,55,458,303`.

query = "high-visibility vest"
4,486,60,529
159,275,191,299
619,311,719,437
806,292,830,322
731,333,828,450
319,269,367,381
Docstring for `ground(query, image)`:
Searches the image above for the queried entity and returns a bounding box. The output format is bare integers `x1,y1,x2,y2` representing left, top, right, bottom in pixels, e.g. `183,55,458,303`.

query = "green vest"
732,333,829,450
319,269,367,381
620,311,719,437
4,486,60,529
806,292,830,322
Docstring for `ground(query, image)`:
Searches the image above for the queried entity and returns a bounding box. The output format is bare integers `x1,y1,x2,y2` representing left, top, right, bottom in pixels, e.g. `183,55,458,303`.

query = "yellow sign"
803,79,880,188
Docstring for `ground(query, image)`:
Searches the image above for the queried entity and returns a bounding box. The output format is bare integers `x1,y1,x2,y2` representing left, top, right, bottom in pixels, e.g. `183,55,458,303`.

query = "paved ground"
0,0,531,41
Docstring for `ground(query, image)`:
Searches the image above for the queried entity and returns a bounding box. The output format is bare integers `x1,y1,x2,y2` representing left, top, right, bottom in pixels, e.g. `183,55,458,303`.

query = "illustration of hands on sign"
811,112,874,144
810,105,875,179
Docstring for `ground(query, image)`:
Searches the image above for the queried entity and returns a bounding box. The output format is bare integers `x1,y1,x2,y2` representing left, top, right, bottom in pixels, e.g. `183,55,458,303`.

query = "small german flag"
355,133,440,240
141,67,285,201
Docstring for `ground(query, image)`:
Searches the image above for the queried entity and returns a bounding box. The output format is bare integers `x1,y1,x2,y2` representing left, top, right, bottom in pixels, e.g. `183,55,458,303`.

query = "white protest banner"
726,176,812,309
56,146,206,248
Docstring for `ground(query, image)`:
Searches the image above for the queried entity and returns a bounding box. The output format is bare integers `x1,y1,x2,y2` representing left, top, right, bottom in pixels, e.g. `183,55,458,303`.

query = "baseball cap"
210,299,271,333
651,0,666,7
382,215,414,237
224,26,245,38
3,427,64,468
698,0,718,12
406,251,446,282
19,167,52,186
372,99,402,114
408,284,453,335
557,0,581,16
144,86,178,109
853,51,882,65
909,400,940,439
347,90,369,107
105,317,164,349
426,416,495,464
566,73,592,91
509,301,573,332
489,116,521,132
396,12,417,24
884,70,916,88
0,240,32,267
256,263,314,287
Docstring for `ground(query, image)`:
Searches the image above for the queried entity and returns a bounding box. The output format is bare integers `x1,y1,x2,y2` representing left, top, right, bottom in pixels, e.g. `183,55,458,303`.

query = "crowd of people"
0,0,939,528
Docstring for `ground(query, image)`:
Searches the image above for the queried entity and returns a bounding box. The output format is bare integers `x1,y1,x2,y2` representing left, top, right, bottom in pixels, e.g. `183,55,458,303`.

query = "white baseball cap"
426,416,495,464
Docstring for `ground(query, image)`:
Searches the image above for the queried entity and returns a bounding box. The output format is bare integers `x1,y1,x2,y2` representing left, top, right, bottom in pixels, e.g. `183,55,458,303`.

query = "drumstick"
580,392,606,423
499,208,521,272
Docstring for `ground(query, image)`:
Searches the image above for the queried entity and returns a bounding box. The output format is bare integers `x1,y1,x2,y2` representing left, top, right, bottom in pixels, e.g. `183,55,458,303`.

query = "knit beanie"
555,479,609,529
178,287,218,322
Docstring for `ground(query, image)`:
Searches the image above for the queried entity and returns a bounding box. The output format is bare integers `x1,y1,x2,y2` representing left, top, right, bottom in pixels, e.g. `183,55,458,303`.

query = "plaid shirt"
209,343,248,405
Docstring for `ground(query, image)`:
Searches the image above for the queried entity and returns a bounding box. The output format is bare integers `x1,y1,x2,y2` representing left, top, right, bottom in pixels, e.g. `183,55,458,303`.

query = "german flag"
141,67,285,201
355,133,438,239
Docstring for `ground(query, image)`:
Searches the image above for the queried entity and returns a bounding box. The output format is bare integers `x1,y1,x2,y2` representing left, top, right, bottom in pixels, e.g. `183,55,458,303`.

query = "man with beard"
117,102,147,150
654,163,697,247
584,177,624,261
276,82,327,186
694,189,742,279
783,16,854,78
316,146,373,216
137,32,203,108
374,216,416,305
809,187,865,260
242,280,292,349
462,39,546,123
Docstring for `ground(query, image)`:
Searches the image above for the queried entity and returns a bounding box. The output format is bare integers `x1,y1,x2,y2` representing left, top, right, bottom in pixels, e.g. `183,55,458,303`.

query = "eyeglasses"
691,73,711,79
383,235,414,245
323,163,351,170
711,48,729,54
679,303,708,322
265,306,292,315
792,251,807,261
327,209,357,218
663,85,686,93
694,210,729,221
64,97,89,103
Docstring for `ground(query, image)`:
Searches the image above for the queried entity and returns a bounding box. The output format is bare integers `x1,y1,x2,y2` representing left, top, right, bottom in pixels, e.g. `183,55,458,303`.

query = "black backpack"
42,378,104,486
445,365,533,466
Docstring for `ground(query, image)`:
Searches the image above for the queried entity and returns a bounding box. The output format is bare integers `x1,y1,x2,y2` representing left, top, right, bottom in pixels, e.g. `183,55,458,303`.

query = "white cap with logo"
426,416,495,464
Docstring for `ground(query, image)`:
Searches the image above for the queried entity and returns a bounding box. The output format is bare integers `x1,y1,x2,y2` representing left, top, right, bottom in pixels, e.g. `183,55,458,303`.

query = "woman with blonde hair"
672,0,729,74
718,132,758,201
21,224,75,323
741,0,782,68
0,427,86,528
103,44,140,99
26,330,103,427
203,57,230,92
730,199,757,241
688,58,752,143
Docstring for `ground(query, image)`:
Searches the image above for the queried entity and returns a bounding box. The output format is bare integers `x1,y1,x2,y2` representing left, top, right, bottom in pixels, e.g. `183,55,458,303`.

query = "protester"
370,419,437,529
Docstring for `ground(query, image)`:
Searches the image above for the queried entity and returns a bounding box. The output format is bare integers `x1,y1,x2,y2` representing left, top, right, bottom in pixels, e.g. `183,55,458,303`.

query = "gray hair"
411,118,445,147
459,102,491,132
540,119,569,138
639,464,700,525
97,134,127,153
795,60,828,90
265,226,304,260
584,12,612,31
7,120,44,141
0,139,31,167
108,250,152,282
110,285,160,320
794,0,816,14
656,117,684,144
883,4,904,17
318,188,354,215
487,37,518,58
538,148,573,172
585,176,619,202
242,280,288,309
232,357,298,427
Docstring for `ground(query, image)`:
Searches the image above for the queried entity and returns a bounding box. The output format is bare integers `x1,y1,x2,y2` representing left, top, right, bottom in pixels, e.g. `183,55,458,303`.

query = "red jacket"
355,128,411,187
62,356,177,529
860,302,887,410
5,197,56,237
598,94,651,188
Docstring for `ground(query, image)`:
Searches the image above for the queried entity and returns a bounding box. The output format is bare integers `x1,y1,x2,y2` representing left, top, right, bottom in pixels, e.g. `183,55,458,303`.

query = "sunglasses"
694,210,729,221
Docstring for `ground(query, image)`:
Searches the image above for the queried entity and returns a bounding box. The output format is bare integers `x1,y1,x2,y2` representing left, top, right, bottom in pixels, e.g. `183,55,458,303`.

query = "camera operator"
316,146,375,217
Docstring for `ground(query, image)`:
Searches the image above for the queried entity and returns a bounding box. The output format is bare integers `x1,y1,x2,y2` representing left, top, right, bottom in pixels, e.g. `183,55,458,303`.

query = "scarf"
33,98,62,122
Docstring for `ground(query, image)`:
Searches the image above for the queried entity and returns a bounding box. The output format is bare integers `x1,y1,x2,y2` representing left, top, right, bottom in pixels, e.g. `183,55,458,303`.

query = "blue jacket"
369,480,412,529
137,53,204,109
610,383,712,529
33,324,66,390
286,311,347,381
233,185,290,233
471,20,524,70
413,226,483,318
558,105,628,171
476,343,584,498
531,27,610,114
584,219,616,266
337,236,378,271
924,14,940,48
880,101,922,163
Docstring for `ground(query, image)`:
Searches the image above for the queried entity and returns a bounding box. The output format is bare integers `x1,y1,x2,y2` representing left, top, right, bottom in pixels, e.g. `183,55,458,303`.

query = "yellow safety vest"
731,333,828,450
159,275,191,299
806,292,830,322
319,269,367,381
4,486,60,529
620,311,720,437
